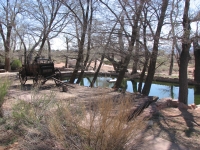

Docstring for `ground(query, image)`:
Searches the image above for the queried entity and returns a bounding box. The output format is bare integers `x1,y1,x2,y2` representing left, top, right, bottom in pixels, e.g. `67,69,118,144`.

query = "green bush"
0,79,10,117
10,59,22,70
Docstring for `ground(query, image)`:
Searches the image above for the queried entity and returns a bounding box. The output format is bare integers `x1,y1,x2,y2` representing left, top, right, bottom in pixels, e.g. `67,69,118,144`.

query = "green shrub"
12,90,55,127
10,59,22,70
0,78,10,117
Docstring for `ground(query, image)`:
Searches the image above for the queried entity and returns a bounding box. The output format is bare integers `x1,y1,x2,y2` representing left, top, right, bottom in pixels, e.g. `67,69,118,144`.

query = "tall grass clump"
12,89,56,127
0,78,10,117
12,88,145,149
47,96,145,150
12,89,58,149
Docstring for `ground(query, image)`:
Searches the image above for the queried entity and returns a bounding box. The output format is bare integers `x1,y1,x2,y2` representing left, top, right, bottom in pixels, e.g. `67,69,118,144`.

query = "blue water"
126,81,194,104
65,77,200,105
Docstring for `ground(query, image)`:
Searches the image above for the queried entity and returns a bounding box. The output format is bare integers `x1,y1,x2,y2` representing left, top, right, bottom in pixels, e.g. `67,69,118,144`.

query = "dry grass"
47,97,145,150
10,88,145,150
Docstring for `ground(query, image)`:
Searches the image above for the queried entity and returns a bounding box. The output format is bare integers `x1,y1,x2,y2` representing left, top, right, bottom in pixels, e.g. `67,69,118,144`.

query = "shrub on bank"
10,59,22,71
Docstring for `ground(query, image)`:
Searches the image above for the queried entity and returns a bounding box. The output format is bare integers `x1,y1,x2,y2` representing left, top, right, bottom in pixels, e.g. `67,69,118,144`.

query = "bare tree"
90,21,119,87
168,0,182,75
76,0,94,83
131,21,141,74
142,0,169,95
61,0,94,84
178,0,191,104
26,0,67,61
137,4,150,93
193,35,200,83
100,0,145,89
0,0,23,71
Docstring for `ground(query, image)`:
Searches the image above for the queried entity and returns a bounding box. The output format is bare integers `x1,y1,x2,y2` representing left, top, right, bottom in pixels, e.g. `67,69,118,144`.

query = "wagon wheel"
33,74,43,86
54,69,61,86
19,68,27,85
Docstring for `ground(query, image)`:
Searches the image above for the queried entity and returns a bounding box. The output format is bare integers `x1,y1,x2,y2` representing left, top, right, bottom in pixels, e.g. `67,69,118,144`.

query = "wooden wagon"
19,57,61,86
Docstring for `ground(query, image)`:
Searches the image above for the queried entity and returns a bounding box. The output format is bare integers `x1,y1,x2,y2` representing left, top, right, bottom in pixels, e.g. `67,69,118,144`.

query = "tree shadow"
179,108,200,137
130,106,200,150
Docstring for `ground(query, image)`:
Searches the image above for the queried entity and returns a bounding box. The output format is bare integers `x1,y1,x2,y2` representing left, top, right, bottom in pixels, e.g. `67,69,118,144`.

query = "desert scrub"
0,78,10,117
12,90,145,149
47,96,145,150
12,89,56,127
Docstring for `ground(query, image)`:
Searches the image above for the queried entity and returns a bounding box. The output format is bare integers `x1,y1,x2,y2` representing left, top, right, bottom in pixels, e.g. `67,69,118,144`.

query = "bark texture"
142,0,169,95
178,0,191,104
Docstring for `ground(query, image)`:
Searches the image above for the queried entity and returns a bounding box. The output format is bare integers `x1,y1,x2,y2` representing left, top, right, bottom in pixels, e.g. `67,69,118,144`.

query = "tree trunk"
65,37,69,68
178,0,191,104
138,6,149,93
4,54,10,71
4,40,11,72
93,59,97,71
168,0,177,76
47,39,51,60
69,0,90,84
76,1,93,84
38,35,47,56
86,59,92,71
193,37,200,83
179,44,190,104
90,18,119,87
142,0,169,95
131,25,140,75
65,56,68,68
0,23,12,72
90,55,104,87
113,1,145,89
118,16,125,64
169,41,175,75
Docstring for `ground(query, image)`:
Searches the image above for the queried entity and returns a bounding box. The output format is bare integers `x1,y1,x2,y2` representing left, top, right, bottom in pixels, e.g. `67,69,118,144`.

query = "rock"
147,120,154,127
188,103,197,109
156,98,172,110
62,85,68,92
169,99,179,108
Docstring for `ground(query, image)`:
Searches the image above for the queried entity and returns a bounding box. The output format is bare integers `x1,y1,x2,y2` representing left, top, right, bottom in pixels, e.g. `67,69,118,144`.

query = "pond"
65,76,200,105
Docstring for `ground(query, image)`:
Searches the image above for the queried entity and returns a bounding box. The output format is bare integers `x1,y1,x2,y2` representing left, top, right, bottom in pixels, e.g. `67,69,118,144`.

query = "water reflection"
64,77,200,105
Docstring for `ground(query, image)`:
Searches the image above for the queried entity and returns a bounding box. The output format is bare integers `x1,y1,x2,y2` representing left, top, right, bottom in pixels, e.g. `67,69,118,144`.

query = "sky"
50,0,200,51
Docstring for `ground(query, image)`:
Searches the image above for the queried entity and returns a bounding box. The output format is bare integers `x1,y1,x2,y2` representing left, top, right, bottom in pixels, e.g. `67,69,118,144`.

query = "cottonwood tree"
76,0,95,84
90,20,119,87
168,0,182,75
193,34,200,83
142,0,169,95
103,15,125,73
0,0,24,71
61,0,94,84
100,0,145,89
131,21,141,74
14,19,44,65
64,36,74,68
26,0,67,61
178,0,191,104
192,11,200,82
137,3,150,93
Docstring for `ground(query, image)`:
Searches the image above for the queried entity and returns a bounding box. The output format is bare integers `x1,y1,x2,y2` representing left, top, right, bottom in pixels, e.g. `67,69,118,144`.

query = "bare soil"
0,63,200,150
